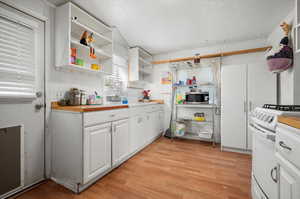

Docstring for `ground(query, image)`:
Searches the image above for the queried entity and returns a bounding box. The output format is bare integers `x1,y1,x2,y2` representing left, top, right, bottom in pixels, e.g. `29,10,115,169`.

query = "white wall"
0,0,143,179
149,38,269,142
267,9,299,105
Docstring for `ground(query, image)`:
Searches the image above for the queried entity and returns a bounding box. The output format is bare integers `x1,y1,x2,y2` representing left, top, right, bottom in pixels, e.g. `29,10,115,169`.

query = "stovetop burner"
263,104,300,112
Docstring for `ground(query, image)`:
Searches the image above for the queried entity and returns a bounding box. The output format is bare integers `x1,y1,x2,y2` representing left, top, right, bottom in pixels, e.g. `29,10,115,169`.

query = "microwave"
185,92,209,104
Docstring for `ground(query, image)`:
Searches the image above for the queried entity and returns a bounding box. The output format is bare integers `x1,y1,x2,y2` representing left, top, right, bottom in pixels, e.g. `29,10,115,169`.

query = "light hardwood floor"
15,137,252,199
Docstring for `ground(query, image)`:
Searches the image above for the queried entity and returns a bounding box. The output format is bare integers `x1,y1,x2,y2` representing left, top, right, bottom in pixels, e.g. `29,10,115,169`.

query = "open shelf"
57,64,112,75
176,118,212,124
175,132,213,141
176,104,216,108
71,19,112,47
55,2,113,75
71,38,112,60
174,82,215,88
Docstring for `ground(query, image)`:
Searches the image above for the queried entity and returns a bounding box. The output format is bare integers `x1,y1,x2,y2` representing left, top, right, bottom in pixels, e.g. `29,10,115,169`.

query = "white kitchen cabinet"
51,109,128,193
158,111,164,134
129,114,145,153
129,47,153,87
55,2,113,75
129,104,164,154
275,123,300,199
112,119,130,166
51,104,164,193
83,123,111,184
276,154,300,199
221,62,276,151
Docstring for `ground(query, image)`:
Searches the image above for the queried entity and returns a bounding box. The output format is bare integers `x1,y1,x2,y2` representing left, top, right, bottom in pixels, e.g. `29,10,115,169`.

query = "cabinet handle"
249,101,252,112
279,141,292,151
270,166,278,183
110,114,115,117
244,101,247,113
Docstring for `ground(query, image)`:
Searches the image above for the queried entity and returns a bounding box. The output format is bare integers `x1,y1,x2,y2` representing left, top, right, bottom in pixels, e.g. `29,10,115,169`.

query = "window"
0,14,36,101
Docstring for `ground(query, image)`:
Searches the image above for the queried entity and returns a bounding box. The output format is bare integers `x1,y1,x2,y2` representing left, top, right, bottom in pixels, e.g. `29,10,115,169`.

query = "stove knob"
268,116,274,123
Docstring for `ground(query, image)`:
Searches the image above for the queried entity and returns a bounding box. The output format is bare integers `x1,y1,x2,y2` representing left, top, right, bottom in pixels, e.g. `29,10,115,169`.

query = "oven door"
250,123,278,199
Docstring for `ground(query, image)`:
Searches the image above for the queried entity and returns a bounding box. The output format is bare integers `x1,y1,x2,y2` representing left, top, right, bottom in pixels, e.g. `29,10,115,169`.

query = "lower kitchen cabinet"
51,104,164,193
276,123,300,199
112,119,130,166
84,123,112,184
277,154,300,199
129,104,164,154
129,114,145,153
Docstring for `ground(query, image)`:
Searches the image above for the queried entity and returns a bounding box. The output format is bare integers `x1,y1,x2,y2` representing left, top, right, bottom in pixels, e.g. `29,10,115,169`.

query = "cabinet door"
129,48,139,81
130,115,140,153
221,64,247,149
247,62,276,150
158,111,164,135
83,123,111,184
144,113,152,144
279,163,300,199
112,119,130,166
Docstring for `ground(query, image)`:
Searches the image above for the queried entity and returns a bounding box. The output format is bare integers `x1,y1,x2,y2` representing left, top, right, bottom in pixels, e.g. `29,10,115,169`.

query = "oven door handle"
279,141,292,151
270,166,278,183
250,123,267,134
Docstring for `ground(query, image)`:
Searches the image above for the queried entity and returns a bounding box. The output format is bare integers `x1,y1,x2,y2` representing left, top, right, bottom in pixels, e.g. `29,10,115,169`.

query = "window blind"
0,15,36,100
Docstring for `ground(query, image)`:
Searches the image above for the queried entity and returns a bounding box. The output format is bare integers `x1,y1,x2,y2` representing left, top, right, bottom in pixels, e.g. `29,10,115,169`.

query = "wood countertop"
51,102,128,112
278,116,300,129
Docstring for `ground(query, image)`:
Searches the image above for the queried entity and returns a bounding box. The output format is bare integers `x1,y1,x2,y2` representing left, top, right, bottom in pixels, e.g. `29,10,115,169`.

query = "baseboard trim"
221,146,252,155
6,179,46,199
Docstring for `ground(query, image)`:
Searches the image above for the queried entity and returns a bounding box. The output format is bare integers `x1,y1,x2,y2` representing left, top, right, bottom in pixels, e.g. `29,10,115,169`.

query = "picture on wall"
160,71,172,85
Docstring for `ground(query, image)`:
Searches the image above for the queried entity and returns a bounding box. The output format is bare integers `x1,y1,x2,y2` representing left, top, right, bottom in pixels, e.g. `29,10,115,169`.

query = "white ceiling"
48,0,294,55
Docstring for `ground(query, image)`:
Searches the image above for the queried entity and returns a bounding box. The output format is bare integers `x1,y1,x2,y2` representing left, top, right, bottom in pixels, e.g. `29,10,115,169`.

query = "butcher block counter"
51,102,128,112
278,116,300,129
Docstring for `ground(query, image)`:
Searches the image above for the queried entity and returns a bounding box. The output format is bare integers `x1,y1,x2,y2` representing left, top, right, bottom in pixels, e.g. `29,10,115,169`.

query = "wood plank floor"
15,137,252,199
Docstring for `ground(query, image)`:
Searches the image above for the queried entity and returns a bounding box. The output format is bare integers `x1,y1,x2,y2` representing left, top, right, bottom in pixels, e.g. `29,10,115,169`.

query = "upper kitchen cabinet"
296,0,300,53
129,47,153,84
55,3,113,75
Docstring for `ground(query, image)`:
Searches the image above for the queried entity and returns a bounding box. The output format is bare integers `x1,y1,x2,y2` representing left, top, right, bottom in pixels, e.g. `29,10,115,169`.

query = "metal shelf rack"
170,64,216,146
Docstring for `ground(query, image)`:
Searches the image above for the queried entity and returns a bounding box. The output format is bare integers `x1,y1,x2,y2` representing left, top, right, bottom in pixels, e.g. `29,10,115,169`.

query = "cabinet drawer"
84,109,129,127
130,105,164,116
276,123,300,169
146,105,163,113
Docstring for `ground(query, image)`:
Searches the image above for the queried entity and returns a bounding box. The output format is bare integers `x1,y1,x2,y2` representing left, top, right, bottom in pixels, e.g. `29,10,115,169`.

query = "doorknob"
35,104,44,111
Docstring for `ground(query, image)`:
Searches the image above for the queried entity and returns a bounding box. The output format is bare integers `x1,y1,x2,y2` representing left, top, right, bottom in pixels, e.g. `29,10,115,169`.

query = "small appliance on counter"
185,90,209,104
67,88,81,106
59,89,103,106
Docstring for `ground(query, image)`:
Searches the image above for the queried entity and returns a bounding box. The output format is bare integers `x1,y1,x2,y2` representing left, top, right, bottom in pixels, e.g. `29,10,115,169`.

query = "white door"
278,157,300,199
221,64,247,150
112,119,129,166
83,123,111,184
0,2,45,192
247,62,276,150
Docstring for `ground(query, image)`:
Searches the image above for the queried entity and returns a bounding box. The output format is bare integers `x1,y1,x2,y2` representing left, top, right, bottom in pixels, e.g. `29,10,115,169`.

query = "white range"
250,104,300,199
